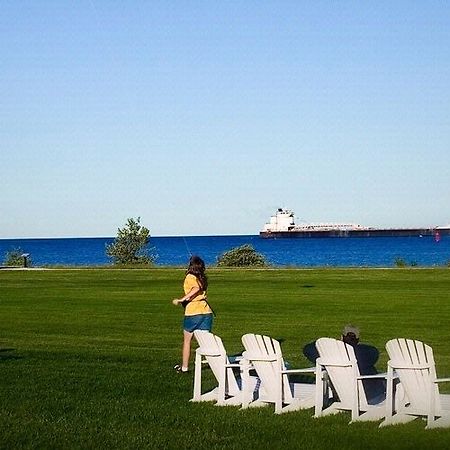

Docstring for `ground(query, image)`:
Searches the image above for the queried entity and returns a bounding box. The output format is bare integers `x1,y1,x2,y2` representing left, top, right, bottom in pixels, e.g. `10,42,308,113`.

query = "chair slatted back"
316,337,368,409
194,331,240,395
242,333,291,402
386,338,440,413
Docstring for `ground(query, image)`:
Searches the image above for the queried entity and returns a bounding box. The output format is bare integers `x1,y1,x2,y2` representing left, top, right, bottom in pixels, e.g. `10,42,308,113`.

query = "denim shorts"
183,313,213,333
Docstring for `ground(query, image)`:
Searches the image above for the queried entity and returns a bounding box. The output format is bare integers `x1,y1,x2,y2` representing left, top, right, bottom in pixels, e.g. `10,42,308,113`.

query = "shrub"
394,257,420,267
394,257,407,267
4,248,32,267
106,217,156,265
217,244,268,267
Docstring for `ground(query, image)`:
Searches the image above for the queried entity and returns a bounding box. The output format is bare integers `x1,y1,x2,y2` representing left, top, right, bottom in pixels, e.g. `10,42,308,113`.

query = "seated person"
341,325,379,376
303,324,385,401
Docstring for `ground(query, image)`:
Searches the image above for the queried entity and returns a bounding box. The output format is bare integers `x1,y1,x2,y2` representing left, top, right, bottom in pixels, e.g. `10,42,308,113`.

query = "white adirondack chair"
380,338,450,429
191,331,258,406
241,333,316,414
314,337,387,423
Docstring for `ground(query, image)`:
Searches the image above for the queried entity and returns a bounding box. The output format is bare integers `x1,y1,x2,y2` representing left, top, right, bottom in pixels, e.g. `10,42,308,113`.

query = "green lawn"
1,268,450,449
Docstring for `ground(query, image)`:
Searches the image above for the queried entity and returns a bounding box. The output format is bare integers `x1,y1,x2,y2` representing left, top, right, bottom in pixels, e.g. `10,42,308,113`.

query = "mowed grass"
1,268,450,449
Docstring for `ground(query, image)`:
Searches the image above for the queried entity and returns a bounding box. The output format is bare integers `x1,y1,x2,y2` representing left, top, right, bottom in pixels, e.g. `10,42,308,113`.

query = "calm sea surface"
0,235,449,267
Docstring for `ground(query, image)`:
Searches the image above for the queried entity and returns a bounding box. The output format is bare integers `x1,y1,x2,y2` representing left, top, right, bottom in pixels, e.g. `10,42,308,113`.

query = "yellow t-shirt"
183,273,212,316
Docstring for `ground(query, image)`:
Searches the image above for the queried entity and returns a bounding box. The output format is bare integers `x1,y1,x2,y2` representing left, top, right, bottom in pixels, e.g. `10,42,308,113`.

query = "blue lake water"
0,235,449,267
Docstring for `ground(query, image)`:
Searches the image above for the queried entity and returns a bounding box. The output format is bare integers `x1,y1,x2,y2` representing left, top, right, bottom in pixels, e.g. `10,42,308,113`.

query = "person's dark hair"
187,255,208,291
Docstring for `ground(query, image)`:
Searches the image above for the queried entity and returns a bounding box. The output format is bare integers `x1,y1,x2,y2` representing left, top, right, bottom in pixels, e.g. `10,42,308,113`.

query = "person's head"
187,255,208,290
342,324,360,346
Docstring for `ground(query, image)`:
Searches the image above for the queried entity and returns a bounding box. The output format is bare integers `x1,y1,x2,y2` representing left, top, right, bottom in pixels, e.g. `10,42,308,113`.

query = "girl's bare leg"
182,330,194,370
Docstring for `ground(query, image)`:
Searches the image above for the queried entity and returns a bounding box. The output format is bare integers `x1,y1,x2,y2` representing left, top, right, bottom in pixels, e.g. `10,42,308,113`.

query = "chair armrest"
224,362,241,369
435,377,450,384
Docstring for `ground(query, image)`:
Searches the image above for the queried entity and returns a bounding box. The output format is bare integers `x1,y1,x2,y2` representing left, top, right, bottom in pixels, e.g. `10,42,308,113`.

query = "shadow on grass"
0,348,23,361
289,373,316,384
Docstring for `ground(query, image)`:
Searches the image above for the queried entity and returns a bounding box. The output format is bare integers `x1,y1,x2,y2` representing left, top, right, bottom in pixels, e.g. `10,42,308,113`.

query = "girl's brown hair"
187,255,208,291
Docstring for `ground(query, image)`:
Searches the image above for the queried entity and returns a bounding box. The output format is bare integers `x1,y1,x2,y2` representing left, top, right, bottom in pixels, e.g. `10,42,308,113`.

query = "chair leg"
384,364,394,424
314,364,325,417
216,355,227,406
351,365,359,421
191,351,202,402
240,359,252,409
274,361,283,414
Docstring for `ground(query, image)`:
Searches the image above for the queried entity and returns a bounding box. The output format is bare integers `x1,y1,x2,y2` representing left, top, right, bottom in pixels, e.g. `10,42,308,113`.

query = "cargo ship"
260,209,450,239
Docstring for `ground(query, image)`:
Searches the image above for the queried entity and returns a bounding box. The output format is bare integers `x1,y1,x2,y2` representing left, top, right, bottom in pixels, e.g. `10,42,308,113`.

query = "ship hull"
259,228,450,238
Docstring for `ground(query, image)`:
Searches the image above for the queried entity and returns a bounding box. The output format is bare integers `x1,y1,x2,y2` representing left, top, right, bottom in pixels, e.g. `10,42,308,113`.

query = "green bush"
394,257,419,267
106,217,156,265
394,257,407,268
217,244,268,267
4,248,31,267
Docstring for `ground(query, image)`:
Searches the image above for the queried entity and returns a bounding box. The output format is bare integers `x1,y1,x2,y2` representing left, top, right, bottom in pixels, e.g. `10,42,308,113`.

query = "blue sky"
2,1,449,238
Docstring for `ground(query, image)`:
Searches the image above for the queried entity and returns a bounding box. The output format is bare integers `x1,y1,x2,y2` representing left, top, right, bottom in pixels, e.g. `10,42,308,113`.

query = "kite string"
182,236,192,257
